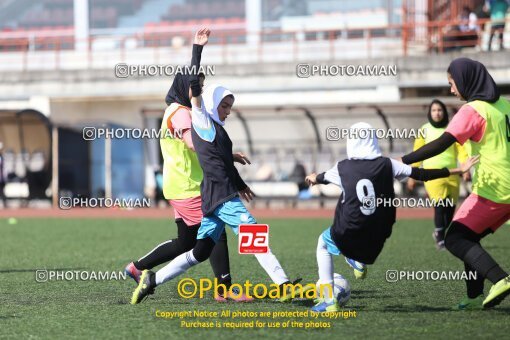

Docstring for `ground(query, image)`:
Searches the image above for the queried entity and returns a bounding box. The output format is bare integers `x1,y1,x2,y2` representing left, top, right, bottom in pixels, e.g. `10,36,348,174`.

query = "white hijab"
346,122,382,160
201,84,234,126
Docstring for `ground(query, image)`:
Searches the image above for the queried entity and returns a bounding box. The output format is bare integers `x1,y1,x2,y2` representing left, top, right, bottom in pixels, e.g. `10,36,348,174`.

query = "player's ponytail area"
1,214,509,338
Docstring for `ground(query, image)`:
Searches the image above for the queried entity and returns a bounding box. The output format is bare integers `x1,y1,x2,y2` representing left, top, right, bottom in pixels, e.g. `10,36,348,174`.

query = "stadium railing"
0,17,507,71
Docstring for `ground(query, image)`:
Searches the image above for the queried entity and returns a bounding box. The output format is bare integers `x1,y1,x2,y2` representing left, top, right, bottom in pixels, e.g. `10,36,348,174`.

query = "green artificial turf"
1,217,509,339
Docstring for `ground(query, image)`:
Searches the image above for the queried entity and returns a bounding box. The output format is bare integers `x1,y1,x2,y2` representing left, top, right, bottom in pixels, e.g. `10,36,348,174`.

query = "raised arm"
190,28,210,109
190,28,216,141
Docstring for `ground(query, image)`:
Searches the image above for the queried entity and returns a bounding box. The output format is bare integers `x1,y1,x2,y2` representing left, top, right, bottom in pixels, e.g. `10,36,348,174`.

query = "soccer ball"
316,273,351,306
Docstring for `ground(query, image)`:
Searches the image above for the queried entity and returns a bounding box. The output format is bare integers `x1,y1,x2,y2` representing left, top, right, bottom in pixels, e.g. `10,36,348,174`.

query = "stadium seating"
2,0,243,30
8,0,147,29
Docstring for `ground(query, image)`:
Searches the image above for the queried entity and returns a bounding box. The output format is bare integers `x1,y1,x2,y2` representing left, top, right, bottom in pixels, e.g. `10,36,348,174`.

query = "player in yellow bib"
408,99,469,250
125,29,252,302
402,58,510,310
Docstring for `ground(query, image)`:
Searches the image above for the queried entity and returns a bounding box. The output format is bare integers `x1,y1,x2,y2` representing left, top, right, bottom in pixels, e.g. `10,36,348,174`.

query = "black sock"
434,206,445,230
433,206,446,239
434,203,455,236
464,244,508,284
444,205,455,227
445,222,508,284
209,230,232,293
134,219,198,270
464,263,484,299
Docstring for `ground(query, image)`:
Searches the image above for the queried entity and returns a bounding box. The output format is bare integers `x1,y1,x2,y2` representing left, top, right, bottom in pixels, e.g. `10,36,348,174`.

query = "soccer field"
1,217,509,339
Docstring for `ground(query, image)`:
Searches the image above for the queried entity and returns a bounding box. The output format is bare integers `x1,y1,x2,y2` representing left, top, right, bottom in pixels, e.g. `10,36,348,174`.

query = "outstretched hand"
194,28,211,46
461,155,480,173
305,173,317,186
233,152,251,165
239,186,255,202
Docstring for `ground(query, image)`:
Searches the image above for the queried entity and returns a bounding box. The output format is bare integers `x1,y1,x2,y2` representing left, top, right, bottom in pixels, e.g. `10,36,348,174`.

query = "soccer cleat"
483,275,510,308
452,295,484,311
124,262,142,284
130,270,155,305
311,298,340,312
433,231,445,250
345,257,367,279
279,279,314,303
214,286,254,303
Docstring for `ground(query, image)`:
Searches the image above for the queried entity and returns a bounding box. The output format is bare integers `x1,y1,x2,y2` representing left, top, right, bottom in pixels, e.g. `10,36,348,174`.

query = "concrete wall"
0,50,508,189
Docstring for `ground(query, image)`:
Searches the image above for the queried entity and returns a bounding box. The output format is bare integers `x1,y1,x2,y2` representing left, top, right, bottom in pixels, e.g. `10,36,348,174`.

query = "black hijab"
447,58,500,103
165,74,191,107
427,99,449,128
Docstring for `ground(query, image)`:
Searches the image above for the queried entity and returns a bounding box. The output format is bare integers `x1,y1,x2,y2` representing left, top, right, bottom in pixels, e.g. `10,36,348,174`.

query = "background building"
0,0,508,207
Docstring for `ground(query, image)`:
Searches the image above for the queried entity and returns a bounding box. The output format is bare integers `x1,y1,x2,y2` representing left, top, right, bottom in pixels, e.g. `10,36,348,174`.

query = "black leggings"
192,237,217,262
134,219,231,284
445,221,507,298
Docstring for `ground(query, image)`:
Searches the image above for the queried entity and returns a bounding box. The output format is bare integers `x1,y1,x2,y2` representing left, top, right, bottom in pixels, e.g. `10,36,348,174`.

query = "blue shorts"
197,197,257,242
321,227,342,256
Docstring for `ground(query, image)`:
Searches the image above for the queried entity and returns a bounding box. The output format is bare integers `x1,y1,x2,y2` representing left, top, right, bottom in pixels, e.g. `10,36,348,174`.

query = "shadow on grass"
291,299,364,310
0,315,18,320
382,305,510,313
490,307,510,314
382,305,453,312
290,300,316,307
351,290,392,299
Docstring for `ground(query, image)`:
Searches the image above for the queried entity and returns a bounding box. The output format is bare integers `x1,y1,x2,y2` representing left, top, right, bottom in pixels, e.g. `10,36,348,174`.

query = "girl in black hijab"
165,73,193,108
407,99,469,250
402,57,501,163
446,57,500,103
427,99,449,128
126,40,238,300
401,58,510,310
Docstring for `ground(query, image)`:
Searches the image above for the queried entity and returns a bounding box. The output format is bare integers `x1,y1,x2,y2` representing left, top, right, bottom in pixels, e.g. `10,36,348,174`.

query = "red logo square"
238,224,269,254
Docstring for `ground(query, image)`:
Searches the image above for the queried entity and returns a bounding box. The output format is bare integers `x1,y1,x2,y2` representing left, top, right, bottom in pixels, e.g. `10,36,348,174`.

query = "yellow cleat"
311,298,340,312
130,270,155,305
345,257,367,279
483,275,510,308
279,283,315,303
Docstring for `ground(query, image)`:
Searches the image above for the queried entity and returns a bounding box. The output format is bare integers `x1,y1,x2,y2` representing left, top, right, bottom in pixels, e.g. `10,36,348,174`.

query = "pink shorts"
169,196,203,226
453,193,510,234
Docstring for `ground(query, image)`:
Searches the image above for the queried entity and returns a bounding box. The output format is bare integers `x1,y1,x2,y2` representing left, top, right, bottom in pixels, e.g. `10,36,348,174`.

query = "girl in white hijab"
191,84,233,140
346,122,383,160
132,81,304,304
305,122,478,312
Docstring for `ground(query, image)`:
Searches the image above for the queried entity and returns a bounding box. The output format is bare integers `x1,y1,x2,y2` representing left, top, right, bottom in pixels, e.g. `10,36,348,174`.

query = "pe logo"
238,224,269,254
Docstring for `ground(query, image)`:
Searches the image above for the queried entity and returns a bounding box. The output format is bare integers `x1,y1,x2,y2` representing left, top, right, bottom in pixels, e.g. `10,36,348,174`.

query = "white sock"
155,250,198,285
254,248,289,285
316,235,334,301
